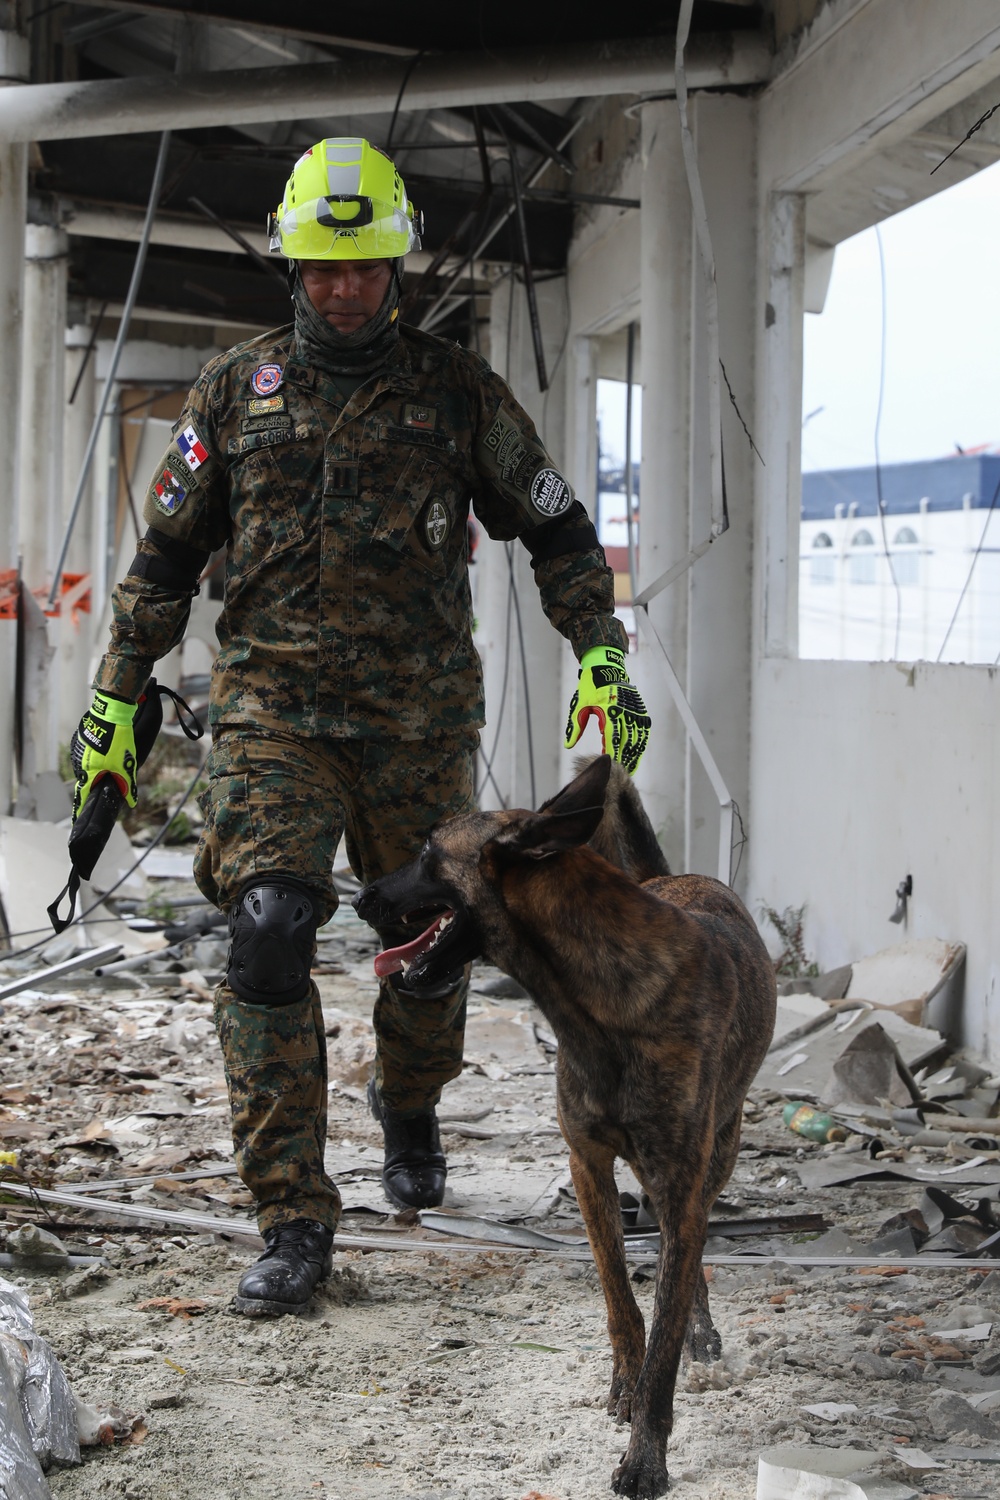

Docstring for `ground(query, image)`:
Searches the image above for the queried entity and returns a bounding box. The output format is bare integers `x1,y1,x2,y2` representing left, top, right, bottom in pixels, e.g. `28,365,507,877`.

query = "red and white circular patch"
250,363,283,396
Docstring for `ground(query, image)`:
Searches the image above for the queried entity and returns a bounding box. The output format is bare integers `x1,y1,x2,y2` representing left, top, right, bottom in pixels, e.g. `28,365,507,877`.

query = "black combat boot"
232,1219,334,1316
368,1078,447,1210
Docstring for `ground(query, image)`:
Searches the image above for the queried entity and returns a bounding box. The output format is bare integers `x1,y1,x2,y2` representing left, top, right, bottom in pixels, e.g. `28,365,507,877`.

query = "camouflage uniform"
95,321,625,1235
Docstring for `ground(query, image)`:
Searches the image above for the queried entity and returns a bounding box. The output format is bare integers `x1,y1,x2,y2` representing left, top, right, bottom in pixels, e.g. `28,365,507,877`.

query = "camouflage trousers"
194,725,478,1234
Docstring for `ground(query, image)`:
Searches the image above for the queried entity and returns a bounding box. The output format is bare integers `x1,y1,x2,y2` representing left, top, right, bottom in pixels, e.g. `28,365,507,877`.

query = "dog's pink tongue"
374,914,451,978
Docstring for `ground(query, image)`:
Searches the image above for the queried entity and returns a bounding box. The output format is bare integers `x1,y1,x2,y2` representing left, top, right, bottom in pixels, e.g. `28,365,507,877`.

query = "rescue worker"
70,138,650,1315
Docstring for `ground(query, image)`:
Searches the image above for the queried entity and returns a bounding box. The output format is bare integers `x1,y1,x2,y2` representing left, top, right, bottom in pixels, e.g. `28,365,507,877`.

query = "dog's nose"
351,885,380,922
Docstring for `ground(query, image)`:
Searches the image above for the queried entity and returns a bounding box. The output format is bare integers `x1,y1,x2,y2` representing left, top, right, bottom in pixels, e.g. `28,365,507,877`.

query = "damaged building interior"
3,0,1000,1496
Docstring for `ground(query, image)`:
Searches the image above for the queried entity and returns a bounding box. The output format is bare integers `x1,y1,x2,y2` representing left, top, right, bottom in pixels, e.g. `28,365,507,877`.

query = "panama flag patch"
177,425,209,472
153,467,187,514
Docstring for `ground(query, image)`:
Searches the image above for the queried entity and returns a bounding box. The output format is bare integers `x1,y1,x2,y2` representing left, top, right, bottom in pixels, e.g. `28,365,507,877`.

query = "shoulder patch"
530,468,572,517
176,423,209,473
151,461,189,516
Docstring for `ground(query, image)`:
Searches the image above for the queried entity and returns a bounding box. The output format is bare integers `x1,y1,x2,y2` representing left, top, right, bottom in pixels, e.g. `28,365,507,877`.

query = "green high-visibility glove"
70,691,139,821
564,646,650,775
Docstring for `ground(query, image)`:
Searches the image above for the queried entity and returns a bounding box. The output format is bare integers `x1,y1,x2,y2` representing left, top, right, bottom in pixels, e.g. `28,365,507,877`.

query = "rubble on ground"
1,847,999,1498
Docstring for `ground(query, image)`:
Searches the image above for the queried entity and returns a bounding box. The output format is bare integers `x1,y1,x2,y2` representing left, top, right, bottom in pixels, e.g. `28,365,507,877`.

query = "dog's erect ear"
499,756,611,859
539,755,612,820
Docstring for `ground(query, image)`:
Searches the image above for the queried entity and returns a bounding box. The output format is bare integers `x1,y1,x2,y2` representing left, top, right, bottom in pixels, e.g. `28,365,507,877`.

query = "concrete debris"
6,1224,70,1272
3,859,1000,1496
825,1023,922,1109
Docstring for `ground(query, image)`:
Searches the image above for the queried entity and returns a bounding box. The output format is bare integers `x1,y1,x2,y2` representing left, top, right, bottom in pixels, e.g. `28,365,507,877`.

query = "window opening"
800,156,1000,662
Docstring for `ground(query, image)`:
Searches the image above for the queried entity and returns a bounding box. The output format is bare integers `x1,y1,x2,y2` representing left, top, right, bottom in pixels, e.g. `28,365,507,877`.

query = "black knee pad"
226,876,319,1005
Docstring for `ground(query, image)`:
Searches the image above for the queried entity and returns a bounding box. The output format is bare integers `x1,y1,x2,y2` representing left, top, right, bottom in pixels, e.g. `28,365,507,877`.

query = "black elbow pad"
127,528,210,592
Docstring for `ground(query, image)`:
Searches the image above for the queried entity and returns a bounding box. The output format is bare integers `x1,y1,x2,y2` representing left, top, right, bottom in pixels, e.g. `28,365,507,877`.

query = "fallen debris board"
795,1155,1000,1190
756,1006,945,1101
847,936,965,1018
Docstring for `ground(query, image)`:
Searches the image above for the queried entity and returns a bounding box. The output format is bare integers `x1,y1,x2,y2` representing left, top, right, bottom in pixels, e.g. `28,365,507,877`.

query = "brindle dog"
352,756,776,1499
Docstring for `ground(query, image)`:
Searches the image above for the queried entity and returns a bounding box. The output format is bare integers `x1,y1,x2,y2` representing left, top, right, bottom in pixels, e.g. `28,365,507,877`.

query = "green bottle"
782,1101,848,1143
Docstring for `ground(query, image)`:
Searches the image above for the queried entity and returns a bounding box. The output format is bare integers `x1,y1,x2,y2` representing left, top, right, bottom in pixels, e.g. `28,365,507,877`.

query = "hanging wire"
386,49,427,153
872,226,903,660
0,761,204,961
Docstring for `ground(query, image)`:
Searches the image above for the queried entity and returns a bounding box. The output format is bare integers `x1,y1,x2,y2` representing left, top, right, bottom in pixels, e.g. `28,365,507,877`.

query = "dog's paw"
683,1320,722,1366
612,1450,670,1497
607,1387,633,1423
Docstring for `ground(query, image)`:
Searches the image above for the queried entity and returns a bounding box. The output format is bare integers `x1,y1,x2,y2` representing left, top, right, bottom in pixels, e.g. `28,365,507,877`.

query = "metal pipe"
47,129,172,607
623,322,638,607
0,33,771,144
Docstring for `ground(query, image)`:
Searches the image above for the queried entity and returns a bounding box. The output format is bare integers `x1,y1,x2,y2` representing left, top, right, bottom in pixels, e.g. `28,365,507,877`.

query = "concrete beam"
0,32,771,144
761,0,1000,194
56,200,493,282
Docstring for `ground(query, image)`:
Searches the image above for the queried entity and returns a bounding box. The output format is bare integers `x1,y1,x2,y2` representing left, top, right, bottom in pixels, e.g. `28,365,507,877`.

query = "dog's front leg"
568,1141,645,1422
613,1163,711,1499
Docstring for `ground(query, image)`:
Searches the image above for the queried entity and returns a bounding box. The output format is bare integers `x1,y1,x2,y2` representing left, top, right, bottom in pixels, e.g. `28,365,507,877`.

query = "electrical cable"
474,549,514,810
936,470,1000,663
507,544,537,809
386,49,426,154
0,760,204,962
873,225,903,659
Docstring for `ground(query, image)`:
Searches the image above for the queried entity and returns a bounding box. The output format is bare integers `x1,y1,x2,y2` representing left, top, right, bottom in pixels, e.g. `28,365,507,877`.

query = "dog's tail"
575,756,671,880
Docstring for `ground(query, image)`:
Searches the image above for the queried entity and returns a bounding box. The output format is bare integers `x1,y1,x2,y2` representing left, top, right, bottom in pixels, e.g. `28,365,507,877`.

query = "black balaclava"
291,259,404,378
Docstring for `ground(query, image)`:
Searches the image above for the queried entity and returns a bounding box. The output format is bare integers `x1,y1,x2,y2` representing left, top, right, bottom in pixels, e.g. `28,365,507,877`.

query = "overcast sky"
596,154,1000,480
802,155,1000,474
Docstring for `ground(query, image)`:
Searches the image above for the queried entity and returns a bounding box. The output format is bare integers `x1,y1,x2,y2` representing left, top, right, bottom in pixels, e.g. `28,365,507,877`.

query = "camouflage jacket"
95,323,626,738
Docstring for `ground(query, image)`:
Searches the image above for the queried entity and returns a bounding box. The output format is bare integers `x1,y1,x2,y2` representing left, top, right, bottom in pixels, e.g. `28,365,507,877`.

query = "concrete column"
13,223,68,780
0,25,28,816
476,269,570,811
636,100,693,870
19,224,68,591
62,322,100,737
683,94,757,884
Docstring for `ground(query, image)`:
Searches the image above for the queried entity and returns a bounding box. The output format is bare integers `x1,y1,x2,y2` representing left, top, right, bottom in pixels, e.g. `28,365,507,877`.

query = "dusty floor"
2,881,1000,1500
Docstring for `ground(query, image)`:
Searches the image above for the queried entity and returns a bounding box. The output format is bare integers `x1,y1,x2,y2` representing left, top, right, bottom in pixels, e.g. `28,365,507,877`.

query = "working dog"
352,756,776,1499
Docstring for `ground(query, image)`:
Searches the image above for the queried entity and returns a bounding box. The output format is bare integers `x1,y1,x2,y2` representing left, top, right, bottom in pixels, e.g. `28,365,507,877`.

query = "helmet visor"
269,194,421,259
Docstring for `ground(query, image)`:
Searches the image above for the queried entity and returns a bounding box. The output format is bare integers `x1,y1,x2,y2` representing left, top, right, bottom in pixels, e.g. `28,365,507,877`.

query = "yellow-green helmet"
268,137,423,261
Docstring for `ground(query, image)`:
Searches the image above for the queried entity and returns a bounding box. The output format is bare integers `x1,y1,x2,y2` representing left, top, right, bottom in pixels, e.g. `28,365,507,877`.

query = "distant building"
800,450,1000,662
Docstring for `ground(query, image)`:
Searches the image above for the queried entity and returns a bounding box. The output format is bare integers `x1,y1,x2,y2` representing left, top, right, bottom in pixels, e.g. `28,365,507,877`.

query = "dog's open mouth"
374,909,457,978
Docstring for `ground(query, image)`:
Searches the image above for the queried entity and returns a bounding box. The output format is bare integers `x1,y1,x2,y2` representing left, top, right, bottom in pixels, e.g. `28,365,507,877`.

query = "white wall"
746,5,1000,1063
747,656,1000,1057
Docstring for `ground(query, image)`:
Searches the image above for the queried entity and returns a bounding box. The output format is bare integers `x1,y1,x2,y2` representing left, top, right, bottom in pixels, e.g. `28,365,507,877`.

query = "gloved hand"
564,645,650,775
70,691,139,821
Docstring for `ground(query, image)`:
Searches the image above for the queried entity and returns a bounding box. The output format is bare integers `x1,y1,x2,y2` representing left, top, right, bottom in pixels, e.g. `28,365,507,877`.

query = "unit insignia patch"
423,498,450,552
530,467,572,517
152,463,188,515
250,363,283,396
